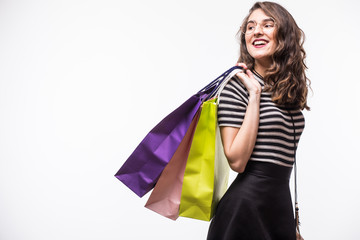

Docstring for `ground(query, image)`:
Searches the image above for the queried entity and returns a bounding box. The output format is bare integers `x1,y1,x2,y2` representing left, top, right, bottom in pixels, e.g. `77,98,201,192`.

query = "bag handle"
288,110,301,235
214,68,244,105
198,66,244,101
197,68,233,93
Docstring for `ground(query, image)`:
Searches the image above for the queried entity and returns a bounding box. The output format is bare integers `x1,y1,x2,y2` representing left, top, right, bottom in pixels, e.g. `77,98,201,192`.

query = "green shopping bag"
179,98,230,221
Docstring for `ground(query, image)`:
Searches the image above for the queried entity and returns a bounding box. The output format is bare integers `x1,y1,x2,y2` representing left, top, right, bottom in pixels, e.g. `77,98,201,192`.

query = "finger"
235,62,248,70
245,69,255,79
235,71,247,79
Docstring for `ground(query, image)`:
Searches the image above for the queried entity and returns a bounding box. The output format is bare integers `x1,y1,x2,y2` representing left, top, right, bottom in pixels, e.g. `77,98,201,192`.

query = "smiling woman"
239,1,310,110
207,1,309,240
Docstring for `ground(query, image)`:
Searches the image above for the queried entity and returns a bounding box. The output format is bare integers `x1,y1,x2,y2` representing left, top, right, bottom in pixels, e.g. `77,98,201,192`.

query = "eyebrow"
247,18,274,24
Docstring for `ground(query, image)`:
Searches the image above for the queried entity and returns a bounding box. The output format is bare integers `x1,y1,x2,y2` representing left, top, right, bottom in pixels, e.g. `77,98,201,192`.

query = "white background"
0,0,359,239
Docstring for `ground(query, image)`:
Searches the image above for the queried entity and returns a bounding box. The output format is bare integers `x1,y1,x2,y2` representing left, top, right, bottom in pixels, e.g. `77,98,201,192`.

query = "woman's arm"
220,64,261,173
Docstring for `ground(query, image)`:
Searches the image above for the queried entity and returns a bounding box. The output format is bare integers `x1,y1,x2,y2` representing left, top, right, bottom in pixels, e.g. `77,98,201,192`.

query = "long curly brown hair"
238,1,310,110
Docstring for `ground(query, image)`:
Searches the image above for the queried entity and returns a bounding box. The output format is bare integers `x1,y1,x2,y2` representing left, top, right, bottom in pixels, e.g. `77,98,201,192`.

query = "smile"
252,39,269,48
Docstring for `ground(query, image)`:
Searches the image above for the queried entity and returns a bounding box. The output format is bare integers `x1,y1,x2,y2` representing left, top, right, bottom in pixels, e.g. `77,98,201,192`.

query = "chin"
248,45,275,62
249,50,274,63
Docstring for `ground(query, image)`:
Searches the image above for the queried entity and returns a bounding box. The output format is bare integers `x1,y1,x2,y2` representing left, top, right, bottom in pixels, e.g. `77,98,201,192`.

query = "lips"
252,39,269,47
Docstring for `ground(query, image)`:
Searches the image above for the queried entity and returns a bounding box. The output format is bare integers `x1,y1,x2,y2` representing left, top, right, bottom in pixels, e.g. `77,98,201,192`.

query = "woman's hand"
235,63,262,97
296,231,304,240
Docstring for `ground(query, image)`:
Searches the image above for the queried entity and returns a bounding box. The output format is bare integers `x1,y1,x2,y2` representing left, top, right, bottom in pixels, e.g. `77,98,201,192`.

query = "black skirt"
207,161,296,240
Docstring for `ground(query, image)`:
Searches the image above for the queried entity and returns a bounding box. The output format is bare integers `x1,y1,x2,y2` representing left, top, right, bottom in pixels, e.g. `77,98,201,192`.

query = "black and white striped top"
217,73,305,167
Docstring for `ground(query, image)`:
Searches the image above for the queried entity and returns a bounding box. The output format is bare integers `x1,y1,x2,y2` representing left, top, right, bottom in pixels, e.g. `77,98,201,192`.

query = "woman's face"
245,9,277,65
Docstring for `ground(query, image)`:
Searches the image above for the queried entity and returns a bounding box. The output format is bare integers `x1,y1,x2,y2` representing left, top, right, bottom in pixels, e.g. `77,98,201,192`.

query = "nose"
253,24,264,36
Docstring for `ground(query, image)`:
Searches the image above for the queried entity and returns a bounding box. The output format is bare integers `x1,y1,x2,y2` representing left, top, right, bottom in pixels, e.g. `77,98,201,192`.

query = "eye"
247,24,255,30
263,21,275,28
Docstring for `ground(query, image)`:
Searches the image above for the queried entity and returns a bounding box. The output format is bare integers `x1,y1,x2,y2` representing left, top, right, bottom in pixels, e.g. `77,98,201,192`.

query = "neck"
254,59,272,77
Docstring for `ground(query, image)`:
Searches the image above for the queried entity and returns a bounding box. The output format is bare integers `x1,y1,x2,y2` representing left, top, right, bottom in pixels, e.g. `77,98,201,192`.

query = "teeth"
253,40,267,46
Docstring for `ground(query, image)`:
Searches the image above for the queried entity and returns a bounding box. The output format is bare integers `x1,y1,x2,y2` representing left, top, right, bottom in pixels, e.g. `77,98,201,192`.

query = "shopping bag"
178,66,241,221
144,110,201,220
115,94,204,197
114,66,241,197
178,98,229,221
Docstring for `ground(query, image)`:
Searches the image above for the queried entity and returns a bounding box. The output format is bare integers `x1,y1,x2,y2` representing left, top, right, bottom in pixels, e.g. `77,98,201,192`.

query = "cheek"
244,37,253,52
245,37,252,47
269,33,277,49
269,40,277,53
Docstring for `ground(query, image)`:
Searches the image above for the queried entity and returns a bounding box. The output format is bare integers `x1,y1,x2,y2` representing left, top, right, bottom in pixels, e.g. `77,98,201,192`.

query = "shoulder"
219,76,248,104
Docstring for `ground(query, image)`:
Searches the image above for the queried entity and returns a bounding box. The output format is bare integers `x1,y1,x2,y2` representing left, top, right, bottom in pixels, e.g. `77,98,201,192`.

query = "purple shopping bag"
115,66,242,197
115,93,205,197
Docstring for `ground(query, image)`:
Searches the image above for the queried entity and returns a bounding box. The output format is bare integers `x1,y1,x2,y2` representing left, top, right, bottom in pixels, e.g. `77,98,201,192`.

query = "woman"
207,2,309,240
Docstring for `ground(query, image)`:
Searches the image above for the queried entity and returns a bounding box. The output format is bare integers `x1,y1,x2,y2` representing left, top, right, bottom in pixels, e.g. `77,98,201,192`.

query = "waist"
244,160,292,180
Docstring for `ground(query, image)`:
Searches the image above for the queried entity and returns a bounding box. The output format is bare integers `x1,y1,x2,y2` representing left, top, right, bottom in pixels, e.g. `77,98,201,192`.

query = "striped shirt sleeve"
217,77,248,128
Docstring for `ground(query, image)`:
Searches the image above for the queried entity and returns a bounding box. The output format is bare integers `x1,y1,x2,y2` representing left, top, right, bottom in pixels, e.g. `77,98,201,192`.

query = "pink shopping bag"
145,110,201,220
